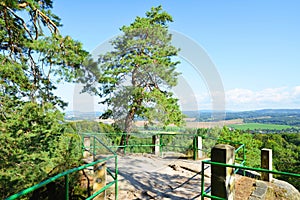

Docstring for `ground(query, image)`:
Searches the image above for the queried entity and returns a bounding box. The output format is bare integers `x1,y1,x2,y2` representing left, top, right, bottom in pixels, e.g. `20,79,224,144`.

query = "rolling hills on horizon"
64,109,300,127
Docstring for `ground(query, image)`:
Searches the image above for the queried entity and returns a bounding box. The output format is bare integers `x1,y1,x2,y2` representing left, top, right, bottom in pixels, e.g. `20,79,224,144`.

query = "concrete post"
261,148,272,182
197,136,203,159
152,134,160,156
193,136,203,160
93,162,107,200
211,144,235,200
83,136,91,158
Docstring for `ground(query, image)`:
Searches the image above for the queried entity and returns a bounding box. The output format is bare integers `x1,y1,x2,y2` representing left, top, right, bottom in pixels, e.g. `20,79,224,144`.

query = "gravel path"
106,154,211,200
98,154,300,200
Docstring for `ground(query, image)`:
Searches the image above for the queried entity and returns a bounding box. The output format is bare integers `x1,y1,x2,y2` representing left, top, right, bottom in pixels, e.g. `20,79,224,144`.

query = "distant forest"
183,109,300,126
65,109,300,127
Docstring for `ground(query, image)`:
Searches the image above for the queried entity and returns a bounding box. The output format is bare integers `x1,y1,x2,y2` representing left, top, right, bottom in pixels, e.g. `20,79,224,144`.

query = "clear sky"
53,0,300,111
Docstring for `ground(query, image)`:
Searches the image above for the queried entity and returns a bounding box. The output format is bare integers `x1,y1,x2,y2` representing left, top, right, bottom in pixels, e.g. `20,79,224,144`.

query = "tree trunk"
118,108,135,153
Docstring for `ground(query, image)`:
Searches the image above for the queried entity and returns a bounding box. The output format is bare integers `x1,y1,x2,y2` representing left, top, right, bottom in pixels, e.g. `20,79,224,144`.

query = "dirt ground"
105,154,255,200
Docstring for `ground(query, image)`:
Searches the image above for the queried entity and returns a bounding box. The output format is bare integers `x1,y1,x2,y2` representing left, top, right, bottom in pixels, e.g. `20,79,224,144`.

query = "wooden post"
83,136,91,158
261,148,272,182
93,162,107,200
211,144,235,200
152,134,160,156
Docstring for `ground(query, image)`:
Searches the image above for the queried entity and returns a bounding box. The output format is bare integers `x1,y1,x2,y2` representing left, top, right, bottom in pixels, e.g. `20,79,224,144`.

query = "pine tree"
84,6,184,146
0,1,87,197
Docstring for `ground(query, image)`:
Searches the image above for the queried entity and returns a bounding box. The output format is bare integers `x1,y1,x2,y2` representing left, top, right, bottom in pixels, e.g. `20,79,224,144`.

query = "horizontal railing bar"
86,180,116,200
6,155,116,200
126,144,156,147
163,145,192,148
202,160,300,177
94,144,159,149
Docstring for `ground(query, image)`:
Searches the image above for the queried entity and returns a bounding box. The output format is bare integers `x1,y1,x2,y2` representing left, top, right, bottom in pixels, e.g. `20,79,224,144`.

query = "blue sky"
53,1,300,111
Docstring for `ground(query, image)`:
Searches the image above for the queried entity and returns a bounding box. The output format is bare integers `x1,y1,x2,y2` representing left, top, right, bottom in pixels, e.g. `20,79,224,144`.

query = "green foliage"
282,133,300,146
161,133,194,154
219,127,299,190
196,128,221,155
219,127,262,167
0,0,88,108
254,133,300,189
67,120,116,134
229,123,293,130
0,103,82,198
0,1,87,198
81,6,184,133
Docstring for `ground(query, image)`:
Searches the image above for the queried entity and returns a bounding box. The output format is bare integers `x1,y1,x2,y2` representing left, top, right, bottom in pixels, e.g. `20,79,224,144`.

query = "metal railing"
7,131,248,200
6,135,118,200
84,132,196,161
82,132,246,163
82,132,158,155
88,135,119,200
200,159,300,200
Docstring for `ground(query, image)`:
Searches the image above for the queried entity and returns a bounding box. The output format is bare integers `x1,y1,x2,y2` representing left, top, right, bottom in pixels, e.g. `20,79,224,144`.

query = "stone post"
211,144,235,200
83,136,91,158
193,136,203,160
261,148,272,182
93,162,107,200
197,136,203,159
152,134,160,156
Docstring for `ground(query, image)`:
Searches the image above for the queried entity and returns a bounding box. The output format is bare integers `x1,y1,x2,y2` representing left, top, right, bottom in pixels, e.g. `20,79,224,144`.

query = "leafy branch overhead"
0,1,87,198
0,0,88,108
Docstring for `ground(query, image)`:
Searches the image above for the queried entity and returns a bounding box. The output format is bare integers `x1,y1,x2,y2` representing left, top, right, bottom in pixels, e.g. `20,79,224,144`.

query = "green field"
228,123,293,130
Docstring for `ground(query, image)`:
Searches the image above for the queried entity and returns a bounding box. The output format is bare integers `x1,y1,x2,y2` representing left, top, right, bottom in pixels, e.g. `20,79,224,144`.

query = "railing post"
152,134,160,156
211,144,235,200
198,136,203,159
193,136,197,160
93,162,107,200
93,136,96,161
83,136,91,158
193,135,203,160
115,156,118,200
124,133,127,155
159,134,163,157
65,174,69,200
261,148,272,182
243,144,246,176
201,161,205,200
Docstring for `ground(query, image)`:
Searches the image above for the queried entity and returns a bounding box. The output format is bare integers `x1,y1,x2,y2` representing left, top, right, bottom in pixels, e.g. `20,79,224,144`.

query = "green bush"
0,103,82,198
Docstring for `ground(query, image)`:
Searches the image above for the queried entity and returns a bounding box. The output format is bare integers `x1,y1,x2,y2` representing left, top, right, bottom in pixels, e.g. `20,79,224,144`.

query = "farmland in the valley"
228,123,293,130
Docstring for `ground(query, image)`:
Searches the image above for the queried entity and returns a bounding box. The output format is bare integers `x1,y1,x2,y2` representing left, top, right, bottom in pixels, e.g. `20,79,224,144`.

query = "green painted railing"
7,131,248,199
81,132,246,164
200,159,300,200
81,132,246,200
82,132,158,155
6,135,118,200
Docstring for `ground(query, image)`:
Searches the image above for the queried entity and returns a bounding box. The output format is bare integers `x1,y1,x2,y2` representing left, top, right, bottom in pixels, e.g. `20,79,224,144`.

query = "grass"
228,123,293,130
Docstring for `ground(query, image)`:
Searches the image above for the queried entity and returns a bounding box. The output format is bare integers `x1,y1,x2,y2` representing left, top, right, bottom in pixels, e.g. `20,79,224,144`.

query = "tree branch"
3,5,34,40
32,10,39,40
35,9,59,35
